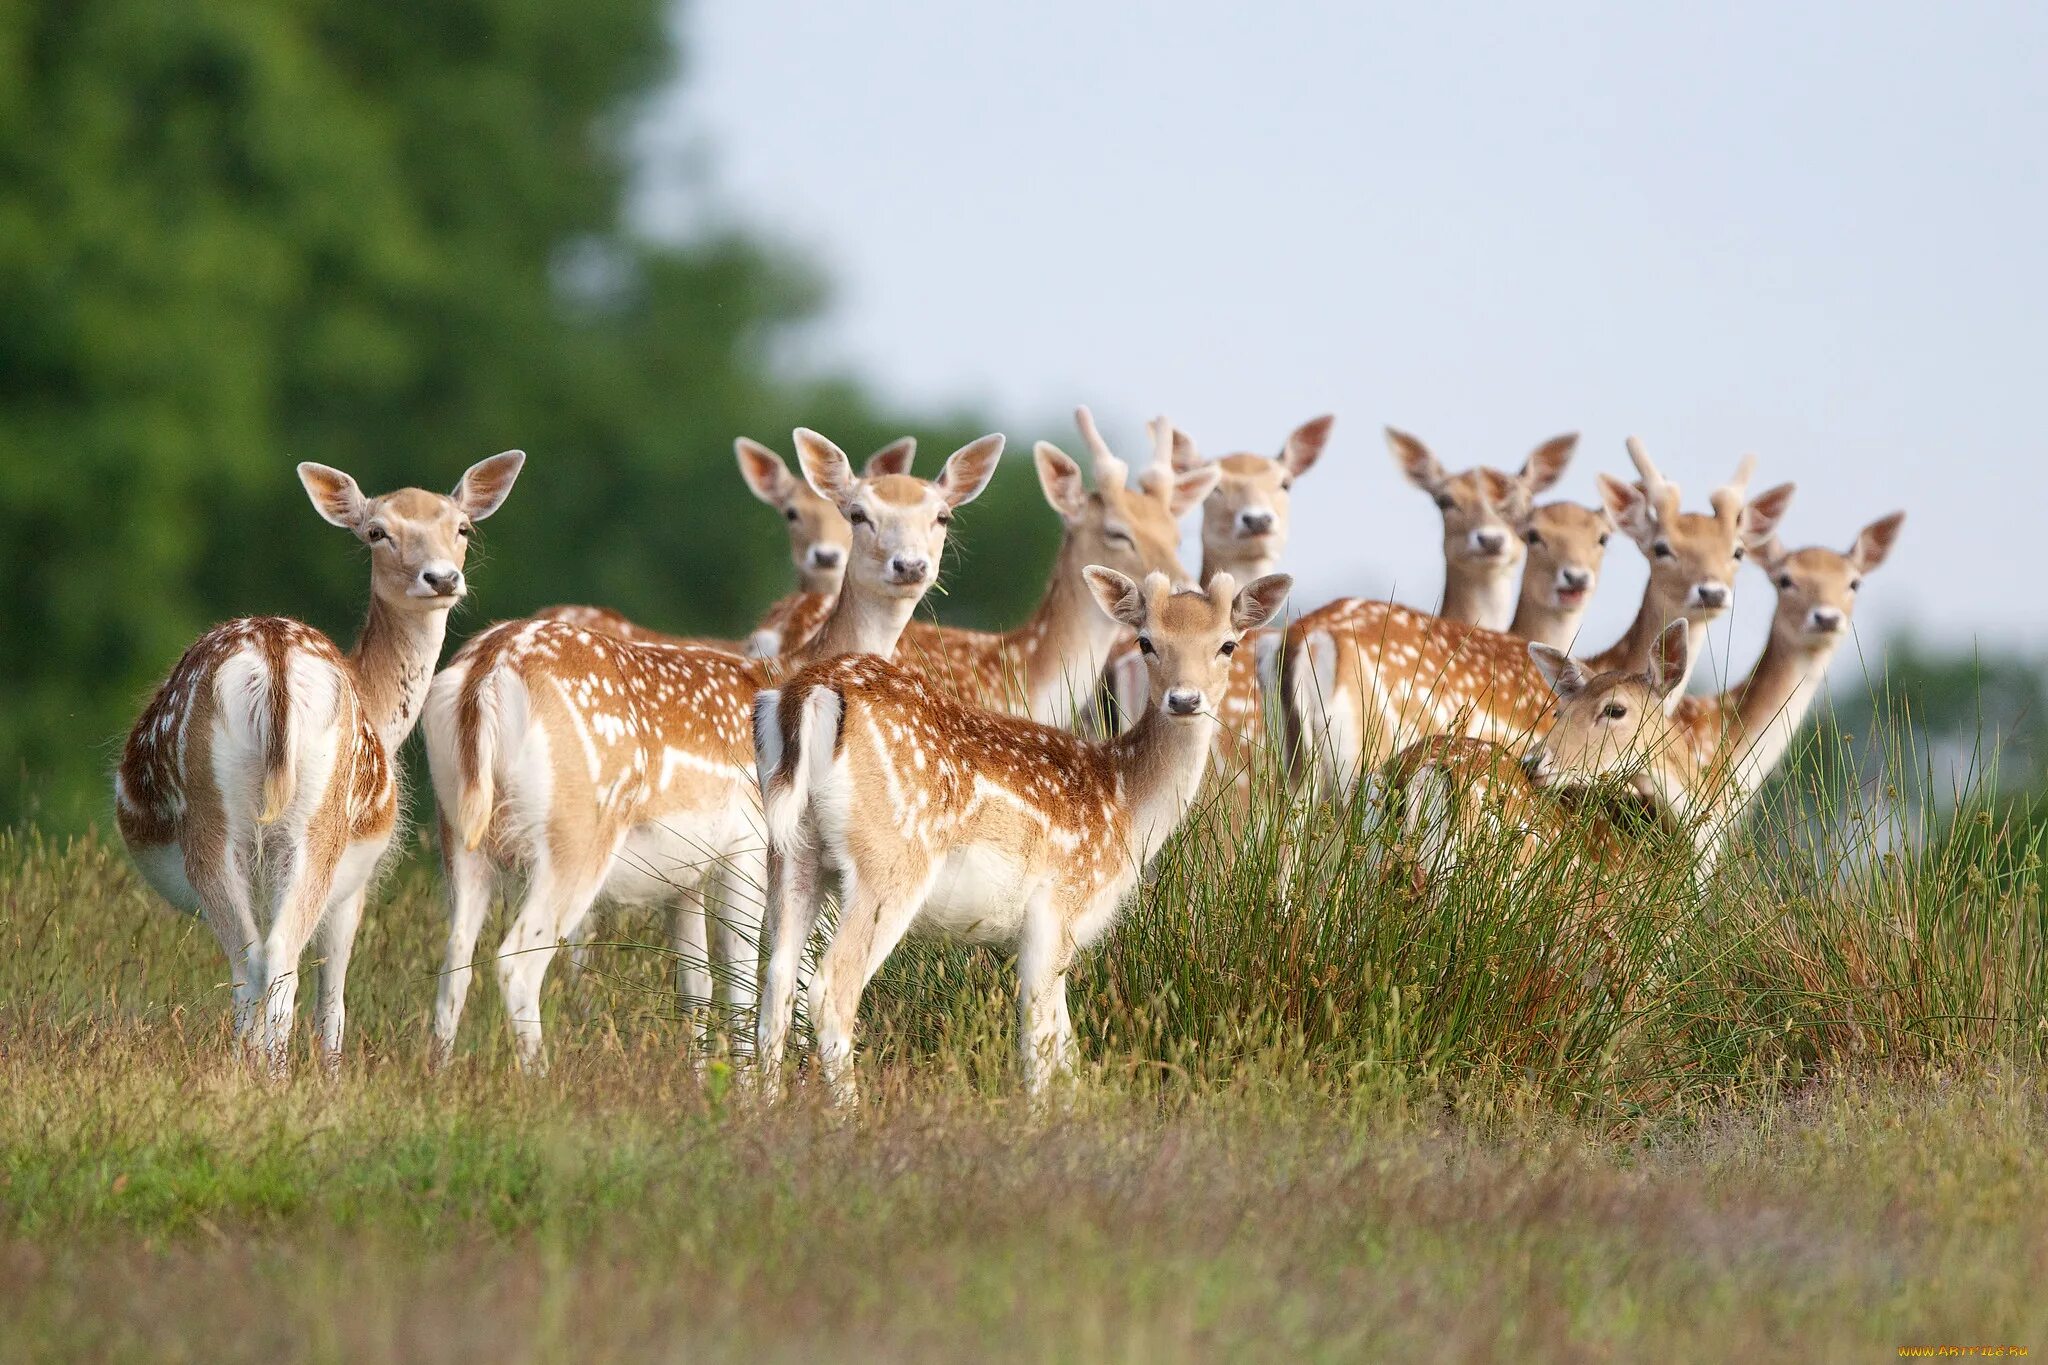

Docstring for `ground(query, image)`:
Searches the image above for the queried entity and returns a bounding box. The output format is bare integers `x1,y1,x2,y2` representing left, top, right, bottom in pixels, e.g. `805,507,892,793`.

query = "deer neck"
1016,536,1127,724
1201,541,1280,588
796,575,918,665
1713,628,1837,807
348,597,451,753
1439,561,1518,632
1508,584,1587,650
1110,701,1219,867
1584,588,1704,695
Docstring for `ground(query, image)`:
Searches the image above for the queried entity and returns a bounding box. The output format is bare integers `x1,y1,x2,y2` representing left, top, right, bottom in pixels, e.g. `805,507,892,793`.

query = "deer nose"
1693,582,1730,610
1238,509,1276,536
1810,607,1845,633
808,545,844,570
1164,687,1205,716
1559,567,1592,591
419,567,464,598
1472,529,1507,556
886,553,930,584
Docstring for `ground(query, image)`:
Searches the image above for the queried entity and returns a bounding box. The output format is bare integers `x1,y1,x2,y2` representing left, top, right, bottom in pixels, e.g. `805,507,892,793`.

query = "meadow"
4,713,2045,1362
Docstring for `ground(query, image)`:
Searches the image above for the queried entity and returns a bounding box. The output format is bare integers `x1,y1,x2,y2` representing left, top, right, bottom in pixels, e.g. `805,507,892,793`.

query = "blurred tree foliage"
0,0,1058,831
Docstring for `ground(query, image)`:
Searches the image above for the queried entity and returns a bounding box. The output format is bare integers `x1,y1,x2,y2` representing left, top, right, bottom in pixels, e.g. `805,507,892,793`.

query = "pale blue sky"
634,1,2047,682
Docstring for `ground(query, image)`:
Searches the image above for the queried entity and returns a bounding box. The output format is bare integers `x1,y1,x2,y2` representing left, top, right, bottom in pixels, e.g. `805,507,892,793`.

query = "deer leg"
808,864,932,1108
313,883,368,1073
668,881,713,1017
712,838,766,1025
755,844,821,1092
1017,889,1077,1094
495,851,608,1074
431,822,496,1068
188,840,265,1054
257,841,340,1080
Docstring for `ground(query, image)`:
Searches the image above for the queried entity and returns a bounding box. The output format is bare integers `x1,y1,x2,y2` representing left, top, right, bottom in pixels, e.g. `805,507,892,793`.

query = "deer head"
793,429,1001,602
1166,416,1333,580
1389,428,1577,578
1526,619,1692,801
298,451,525,611
1747,511,1905,653
1598,438,1795,625
1517,499,1615,617
738,435,916,595
1036,408,1217,589
1084,568,1292,718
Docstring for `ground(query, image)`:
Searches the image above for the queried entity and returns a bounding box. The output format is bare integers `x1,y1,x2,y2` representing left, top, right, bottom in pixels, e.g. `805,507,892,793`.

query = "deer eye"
1777,573,1795,590
1652,541,1674,559
1137,636,1155,656
1219,639,1238,657
1105,528,1134,547
1434,494,1455,511
849,507,870,527
1597,533,1610,547
457,523,473,538
1731,545,1745,560
1849,577,1862,591
365,526,388,543
1602,702,1628,721
1279,477,1293,491
785,508,799,522
1523,529,1542,547
935,511,951,526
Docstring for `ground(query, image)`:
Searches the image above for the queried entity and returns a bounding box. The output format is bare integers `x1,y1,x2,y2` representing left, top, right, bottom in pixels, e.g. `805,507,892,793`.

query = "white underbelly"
328,836,392,906
604,818,732,906
130,841,200,914
914,844,1037,944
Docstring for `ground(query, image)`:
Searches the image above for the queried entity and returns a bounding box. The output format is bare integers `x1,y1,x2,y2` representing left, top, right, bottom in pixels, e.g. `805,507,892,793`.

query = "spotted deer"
1389,428,1578,631
1286,437,1794,806
422,430,1002,1068
535,436,915,655
116,452,526,1072
752,567,1293,1102
1106,415,1335,805
1507,500,1615,649
892,407,1216,726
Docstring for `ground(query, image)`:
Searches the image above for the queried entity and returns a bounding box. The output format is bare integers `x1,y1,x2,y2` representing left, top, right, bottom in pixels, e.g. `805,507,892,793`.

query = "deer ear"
736,438,796,506
935,433,1004,509
1231,574,1294,633
1168,463,1222,516
1645,619,1691,706
861,436,916,479
298,463,367,529
1386,427,1445,493
1741,482,1797,551
1033,442,1089,524
1280,415,1334,479
1166,425,1206,475
1597,473,1654,545
1478,467,1523,513
1083,565,1147,630
793,429,859,511
1849,511,1904,573
1520,433,1577,496
1527,642,1591,699
453,450,526,521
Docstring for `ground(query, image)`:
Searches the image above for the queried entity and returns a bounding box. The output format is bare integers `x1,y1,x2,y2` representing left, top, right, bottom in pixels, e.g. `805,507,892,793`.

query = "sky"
633,0,2048,686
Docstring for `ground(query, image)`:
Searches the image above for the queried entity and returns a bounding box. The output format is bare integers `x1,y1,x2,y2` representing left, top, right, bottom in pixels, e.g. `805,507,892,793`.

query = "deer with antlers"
422,431,1001,1069
535,436,916,655
116,452,526,1073
1388,429,1579,631
1286,437,1795,806
891,408,1216,726
752,564,1293,1103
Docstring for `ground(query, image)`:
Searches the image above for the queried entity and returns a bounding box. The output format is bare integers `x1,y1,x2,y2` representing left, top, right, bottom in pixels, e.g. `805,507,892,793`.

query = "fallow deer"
116,452,527,1072
423,431,1002,1068
1389,428,1578,631
1507,500,1615,649
1286,437,1794,806
752,566,1293,1103
892,408,1217,726
535,436,915,655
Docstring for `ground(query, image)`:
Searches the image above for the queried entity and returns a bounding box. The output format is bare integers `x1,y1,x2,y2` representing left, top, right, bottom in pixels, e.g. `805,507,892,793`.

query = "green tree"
0,0,1056,831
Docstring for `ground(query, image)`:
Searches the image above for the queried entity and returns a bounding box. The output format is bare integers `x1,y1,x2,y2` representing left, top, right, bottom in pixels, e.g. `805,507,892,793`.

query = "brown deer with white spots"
891,408,1217,727
1285,437,1795,806
1388,428,1579,631
535,436,915,655
115,452,526,1073
752,567,1293,1102
1105,416,1335,808
1390,506,1905,880
422,431,1001,1068
1508,499,1616,649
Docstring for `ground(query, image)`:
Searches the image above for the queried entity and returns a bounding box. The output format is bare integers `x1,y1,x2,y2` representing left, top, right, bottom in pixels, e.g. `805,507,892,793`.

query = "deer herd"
114,410,1904,1096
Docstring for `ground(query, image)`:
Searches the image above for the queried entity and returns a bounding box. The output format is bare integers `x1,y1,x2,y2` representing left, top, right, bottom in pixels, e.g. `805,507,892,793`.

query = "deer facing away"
116,451,526,1072
752,566,1293,1103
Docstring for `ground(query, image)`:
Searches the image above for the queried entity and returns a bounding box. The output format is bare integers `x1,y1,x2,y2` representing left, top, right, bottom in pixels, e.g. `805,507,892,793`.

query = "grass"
3,712,2047,1360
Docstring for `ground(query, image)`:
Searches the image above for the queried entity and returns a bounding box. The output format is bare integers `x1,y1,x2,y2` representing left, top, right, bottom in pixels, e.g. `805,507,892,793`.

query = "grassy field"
3,738,2046,1361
